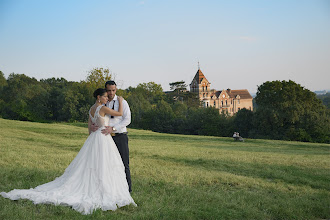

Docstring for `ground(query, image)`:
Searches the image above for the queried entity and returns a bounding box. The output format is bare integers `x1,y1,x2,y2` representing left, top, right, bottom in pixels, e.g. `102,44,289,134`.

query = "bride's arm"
88,116,92,135
102,97,123,116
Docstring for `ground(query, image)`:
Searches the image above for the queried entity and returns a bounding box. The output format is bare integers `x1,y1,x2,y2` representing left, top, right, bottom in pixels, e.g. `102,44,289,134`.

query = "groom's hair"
105,80,116,88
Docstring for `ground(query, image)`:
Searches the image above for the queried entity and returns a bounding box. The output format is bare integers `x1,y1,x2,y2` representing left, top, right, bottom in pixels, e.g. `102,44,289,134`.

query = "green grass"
0,118,329,219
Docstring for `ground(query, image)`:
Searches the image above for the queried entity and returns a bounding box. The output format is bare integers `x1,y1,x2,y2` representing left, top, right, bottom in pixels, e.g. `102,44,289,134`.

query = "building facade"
189,68,253,115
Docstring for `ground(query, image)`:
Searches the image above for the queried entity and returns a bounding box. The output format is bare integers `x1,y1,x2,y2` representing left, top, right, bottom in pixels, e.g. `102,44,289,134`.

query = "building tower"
189,64,211,107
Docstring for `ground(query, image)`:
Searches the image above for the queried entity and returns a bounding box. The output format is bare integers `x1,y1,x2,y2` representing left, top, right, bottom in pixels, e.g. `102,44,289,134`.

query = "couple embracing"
1,80,137,215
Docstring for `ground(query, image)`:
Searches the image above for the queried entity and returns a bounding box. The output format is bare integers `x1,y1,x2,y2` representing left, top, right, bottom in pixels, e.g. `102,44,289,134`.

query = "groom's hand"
101,126,113,135
90,123,99,132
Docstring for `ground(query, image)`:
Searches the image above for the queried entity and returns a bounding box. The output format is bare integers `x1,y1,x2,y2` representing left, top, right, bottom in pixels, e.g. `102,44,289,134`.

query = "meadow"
0,118,329,219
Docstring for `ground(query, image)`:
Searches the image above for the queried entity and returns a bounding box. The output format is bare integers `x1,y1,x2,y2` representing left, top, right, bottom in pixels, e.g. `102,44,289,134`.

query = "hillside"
0,118,329,219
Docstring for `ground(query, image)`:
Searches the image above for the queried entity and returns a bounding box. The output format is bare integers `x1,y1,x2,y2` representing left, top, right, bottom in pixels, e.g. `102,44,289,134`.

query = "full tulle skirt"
0,129,137,215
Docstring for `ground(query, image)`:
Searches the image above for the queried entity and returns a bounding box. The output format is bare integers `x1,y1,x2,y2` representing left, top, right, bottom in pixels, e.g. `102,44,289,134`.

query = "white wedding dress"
0,105,137,215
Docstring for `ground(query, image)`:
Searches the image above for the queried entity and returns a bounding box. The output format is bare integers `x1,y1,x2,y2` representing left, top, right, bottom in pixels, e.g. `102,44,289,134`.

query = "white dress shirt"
105,95,131,133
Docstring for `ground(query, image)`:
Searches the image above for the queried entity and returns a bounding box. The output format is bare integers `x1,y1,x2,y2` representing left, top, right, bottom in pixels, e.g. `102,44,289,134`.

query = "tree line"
0,69,329,143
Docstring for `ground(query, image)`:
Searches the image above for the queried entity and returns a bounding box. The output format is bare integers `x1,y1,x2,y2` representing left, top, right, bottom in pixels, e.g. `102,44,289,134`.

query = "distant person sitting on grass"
233,132,244,142
233,132,238,140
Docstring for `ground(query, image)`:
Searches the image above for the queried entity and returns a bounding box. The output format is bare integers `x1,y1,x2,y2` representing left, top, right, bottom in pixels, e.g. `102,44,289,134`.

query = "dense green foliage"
252,80,330,143
0,71,329,143
0,119,329,219
317,92,330,108
0,69,110,122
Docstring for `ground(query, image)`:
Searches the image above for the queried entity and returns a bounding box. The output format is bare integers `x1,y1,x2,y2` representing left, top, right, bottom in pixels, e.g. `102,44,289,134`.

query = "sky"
0,0,329,93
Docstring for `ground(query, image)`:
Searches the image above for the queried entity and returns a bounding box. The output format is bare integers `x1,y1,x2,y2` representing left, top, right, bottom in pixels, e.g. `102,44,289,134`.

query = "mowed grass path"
0,118,329,219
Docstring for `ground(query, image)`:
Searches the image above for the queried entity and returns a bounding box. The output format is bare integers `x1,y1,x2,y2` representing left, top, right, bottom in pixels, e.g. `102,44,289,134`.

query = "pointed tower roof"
191,68,210,84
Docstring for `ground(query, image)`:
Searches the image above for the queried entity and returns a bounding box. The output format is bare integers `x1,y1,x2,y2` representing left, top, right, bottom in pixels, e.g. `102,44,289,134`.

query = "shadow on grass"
129,130,330,155
17,136,83,153
130,132,330,156
56,122,88,128
196,143,330,155
143,154,330,191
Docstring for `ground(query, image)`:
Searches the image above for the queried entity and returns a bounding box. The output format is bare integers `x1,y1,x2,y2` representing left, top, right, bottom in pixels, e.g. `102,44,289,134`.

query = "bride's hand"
117,96,123,102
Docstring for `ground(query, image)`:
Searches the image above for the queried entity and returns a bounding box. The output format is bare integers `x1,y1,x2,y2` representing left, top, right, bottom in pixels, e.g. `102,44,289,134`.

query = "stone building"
189,67,253,115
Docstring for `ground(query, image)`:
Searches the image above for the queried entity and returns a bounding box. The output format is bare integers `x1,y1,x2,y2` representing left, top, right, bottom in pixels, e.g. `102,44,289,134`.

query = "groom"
90,80,132,192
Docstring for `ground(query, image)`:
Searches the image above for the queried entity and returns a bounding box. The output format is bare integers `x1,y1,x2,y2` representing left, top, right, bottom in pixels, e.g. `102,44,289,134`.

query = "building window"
238,100,240,104
249,107,251,110
214,101,216,106
207,102,209,107
238,107,240,111
203,86,204,91
226,100,227,106
206,86,208,91
231,99,232,104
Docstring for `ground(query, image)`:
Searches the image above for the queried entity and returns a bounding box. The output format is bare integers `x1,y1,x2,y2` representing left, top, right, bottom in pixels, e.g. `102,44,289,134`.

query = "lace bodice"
89,105,109,128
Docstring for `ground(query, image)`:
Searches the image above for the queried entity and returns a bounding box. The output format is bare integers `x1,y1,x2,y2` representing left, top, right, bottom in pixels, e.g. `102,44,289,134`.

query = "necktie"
111,100,115,118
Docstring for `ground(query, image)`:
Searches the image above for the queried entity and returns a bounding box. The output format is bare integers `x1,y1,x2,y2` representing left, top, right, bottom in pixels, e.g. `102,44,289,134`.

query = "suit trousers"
112,134,132,192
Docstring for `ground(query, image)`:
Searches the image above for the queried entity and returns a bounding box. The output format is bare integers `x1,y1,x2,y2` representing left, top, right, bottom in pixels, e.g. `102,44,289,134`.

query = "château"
189,67,253,115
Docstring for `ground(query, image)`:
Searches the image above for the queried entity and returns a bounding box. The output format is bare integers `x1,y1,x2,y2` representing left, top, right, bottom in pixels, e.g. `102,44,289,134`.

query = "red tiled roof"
214,89,253,99
191,69,209,84
215,90,221,97
227,89,253,99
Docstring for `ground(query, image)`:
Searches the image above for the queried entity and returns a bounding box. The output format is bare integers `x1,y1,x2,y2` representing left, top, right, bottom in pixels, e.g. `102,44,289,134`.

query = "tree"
233,108,254,137
40,77,71,121
167,80,200,108
317,93,330,109
254,80,330,142
126,92,152,128
0,71,7,117
0,71,7,91
171,102,188,134
136,82,165,102
126,82,165,104
169,80,187,100
1,73,42,120
182,92,201,108
41,77,69,88
184,107,223,136
60,82,94,122
85,67,113,90
141,100,175,133
169,80,187,91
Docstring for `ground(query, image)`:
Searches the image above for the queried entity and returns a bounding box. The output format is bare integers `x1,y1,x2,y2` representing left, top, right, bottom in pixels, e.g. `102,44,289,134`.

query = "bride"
0,88,137,215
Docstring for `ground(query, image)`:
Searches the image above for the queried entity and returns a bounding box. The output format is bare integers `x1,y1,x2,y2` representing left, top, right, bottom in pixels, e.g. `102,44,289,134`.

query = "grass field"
0,118,329,219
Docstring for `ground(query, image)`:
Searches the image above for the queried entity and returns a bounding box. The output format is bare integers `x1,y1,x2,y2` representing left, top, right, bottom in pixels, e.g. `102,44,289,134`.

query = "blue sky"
0,0,329,92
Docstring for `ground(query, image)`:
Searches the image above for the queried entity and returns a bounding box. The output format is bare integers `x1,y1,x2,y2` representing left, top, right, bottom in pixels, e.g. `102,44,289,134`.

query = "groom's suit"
106,95,132,192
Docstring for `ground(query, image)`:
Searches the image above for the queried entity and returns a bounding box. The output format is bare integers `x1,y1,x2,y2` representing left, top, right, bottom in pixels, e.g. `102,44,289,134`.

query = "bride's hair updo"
93,88,107,99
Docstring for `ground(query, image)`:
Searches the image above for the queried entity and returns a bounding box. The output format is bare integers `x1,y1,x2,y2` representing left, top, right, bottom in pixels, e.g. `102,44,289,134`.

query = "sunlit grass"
0,118,329,219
